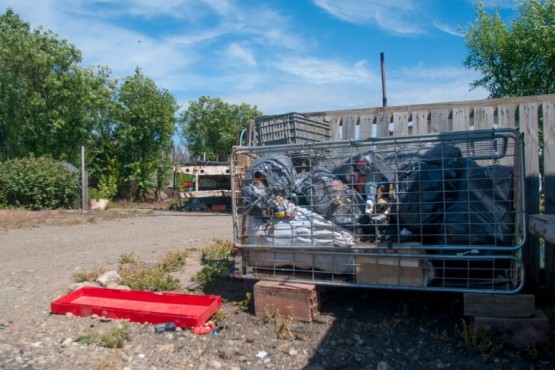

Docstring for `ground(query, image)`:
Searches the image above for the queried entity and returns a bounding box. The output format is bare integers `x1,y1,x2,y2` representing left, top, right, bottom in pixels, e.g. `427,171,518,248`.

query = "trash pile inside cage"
230,129,525,293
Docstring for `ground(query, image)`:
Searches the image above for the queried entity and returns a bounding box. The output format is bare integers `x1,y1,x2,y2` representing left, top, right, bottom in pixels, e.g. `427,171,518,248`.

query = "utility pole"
380,52,387,108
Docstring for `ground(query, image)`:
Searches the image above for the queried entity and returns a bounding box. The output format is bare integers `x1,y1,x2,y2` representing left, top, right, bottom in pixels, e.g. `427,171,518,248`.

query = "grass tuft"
192,239,233,285
72,266,108,283
156,249,188,273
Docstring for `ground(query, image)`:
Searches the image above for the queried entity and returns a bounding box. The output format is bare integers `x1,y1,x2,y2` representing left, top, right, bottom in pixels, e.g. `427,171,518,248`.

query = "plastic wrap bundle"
246,206,355,274
241,154,298,217
294,167,365,227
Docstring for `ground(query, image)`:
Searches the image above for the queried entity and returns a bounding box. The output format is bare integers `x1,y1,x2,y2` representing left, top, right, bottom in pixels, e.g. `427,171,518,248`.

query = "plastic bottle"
364,181,377,215
154,322,177,333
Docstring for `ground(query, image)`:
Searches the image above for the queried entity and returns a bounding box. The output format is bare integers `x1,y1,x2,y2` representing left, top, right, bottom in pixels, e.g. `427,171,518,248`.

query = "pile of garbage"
240,143,515,250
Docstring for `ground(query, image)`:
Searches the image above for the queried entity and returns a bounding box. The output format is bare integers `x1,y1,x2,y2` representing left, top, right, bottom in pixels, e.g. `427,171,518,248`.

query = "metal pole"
380,52,387,107
81,145,87,212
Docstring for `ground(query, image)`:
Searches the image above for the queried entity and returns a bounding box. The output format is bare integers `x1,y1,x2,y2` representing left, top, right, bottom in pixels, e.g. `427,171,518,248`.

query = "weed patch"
118,250,187,291
156,249,188,272
72,266,108,283
455,319,505,357
192,240,233,285
119,262,181,291
77,321,129,349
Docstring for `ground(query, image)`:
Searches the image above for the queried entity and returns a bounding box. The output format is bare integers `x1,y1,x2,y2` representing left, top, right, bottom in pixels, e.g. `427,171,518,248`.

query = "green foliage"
237,292,253,312
118,251,182,291
156,249,188,273
192,239,234,284
88,187,106,201
114,68,178,200
201,239,233,260
179,96,262,161
0,156,79,210
89,173,118,201
1,10,267,205
120,265,181,291
191,261,232,285
0,9,114,163
464,0,555,98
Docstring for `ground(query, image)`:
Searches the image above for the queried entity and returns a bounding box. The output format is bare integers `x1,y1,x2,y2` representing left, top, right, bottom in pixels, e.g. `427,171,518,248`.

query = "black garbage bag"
434,160,515,246
242,154,297,217
295,167,365,227
333,150,393,186
384,143,463,172
384,144,463,243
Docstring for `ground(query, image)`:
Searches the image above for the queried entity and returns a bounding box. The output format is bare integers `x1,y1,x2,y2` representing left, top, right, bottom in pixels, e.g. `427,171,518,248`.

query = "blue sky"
1,0,518,115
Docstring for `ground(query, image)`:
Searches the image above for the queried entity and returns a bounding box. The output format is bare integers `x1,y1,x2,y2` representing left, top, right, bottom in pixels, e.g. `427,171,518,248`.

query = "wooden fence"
301,93,555,295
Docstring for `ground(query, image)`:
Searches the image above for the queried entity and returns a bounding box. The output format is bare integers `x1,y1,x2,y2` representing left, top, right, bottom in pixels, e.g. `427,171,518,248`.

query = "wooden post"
541,101,555,295
520,103,540,292
81,145,87,212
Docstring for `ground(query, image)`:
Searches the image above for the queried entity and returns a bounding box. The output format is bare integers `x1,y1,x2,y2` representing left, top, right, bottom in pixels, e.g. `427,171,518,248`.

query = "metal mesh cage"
230,129,525,293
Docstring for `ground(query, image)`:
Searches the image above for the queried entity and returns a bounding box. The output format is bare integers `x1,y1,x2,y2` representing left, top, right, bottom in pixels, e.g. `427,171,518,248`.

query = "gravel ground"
0,210,553,370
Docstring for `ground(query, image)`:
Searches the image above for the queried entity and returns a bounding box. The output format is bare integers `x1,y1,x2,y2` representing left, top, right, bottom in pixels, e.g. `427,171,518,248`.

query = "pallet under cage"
230,129,525,293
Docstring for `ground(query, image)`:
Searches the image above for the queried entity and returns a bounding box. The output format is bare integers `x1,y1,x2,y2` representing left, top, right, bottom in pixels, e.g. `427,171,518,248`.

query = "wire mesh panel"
230,129,525,293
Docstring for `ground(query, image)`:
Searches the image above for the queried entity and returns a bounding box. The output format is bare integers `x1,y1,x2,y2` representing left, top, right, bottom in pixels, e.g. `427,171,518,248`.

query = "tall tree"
0,9,112,164
114,68,178,200
464,0,555,98
180,96,262,161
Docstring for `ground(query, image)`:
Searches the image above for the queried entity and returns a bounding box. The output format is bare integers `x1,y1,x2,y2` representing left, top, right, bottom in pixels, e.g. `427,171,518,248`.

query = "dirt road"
0,212,232,330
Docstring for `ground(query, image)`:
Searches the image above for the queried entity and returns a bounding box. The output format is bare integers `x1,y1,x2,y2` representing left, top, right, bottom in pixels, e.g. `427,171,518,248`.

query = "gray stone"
96,270,121,286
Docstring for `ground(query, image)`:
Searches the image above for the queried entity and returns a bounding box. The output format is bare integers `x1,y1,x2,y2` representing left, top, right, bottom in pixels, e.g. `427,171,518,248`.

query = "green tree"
179,96,262,161
464,0,555,98
113,68,178,200
0,9,113,163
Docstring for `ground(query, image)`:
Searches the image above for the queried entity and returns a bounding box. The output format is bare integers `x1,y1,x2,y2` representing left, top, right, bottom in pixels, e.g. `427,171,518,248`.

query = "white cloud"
276,58,378,85
225,43,256,67
312,0,424,35
432,20,464,37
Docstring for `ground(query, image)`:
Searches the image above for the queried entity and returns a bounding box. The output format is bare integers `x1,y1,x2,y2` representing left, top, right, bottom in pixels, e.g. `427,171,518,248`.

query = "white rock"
96,271,121,286
61,338,73,347
289,349,298,356
212,360,222,369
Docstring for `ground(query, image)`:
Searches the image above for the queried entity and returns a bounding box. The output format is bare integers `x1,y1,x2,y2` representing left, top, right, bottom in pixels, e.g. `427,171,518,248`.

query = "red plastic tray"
50,287,221,328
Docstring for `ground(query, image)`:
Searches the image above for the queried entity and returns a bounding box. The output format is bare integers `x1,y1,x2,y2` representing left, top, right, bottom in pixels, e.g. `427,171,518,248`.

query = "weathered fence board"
520,103,541,291
393,112,409,137
412,111,428,135
376,112,389,138
359,114,374,139
474,106,494,130
327,116,340,141
498,104,516,129
430,109,449,133
342,115,357,140
543,101,555,295
452,107,470,132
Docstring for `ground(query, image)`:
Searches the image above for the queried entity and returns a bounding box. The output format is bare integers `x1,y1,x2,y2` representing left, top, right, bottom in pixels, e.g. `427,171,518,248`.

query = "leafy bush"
0,156,80,210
